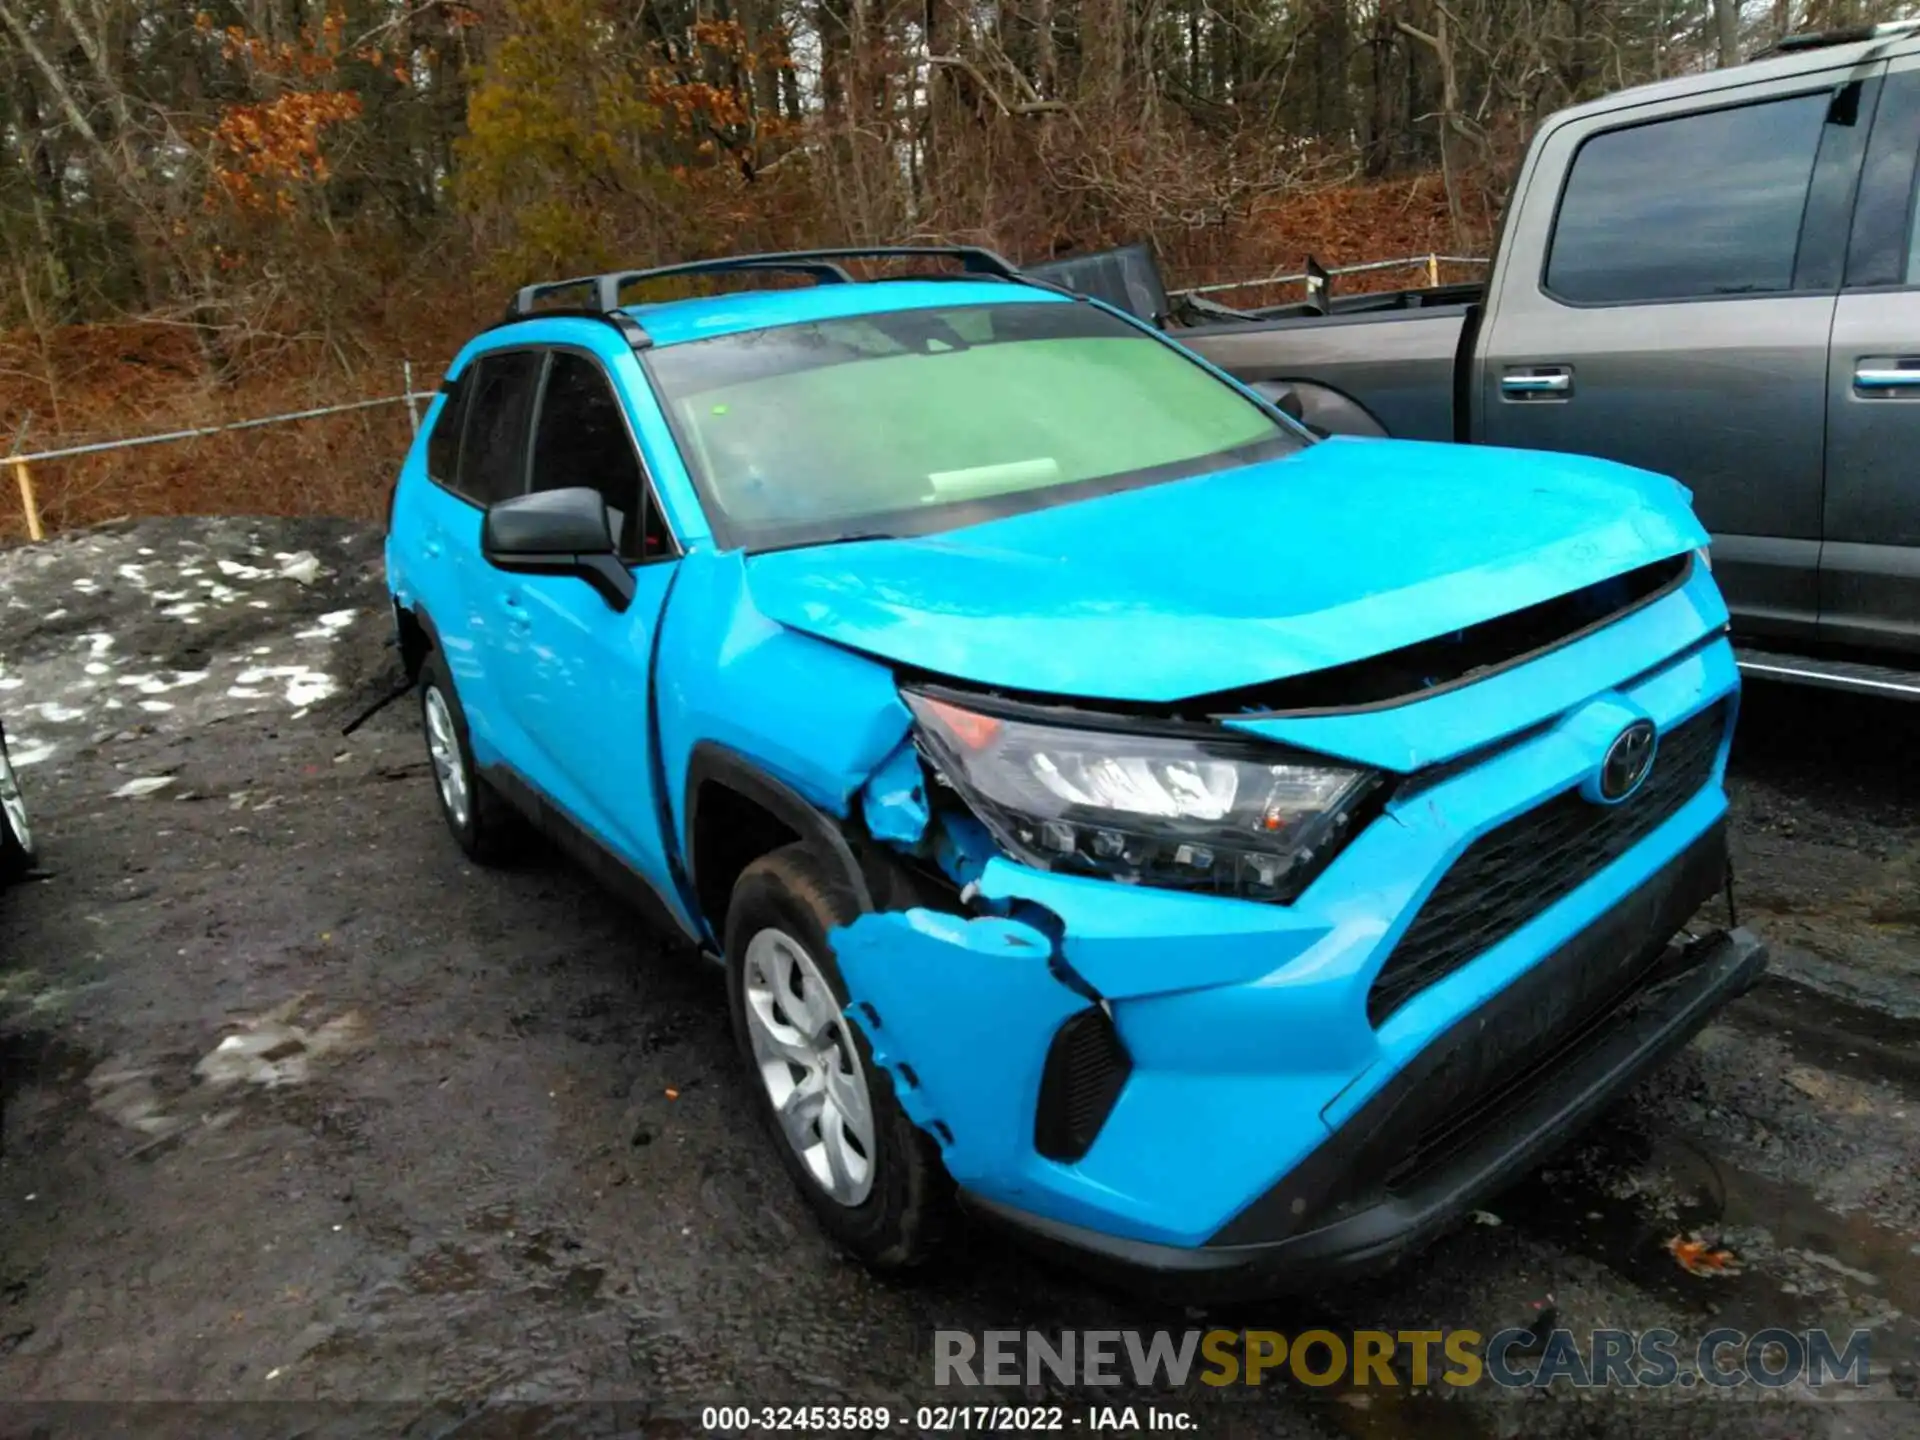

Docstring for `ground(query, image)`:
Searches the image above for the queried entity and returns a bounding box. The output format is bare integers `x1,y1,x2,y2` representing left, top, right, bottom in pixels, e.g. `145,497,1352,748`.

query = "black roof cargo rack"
1768,18,1920,54
502,246,1040,346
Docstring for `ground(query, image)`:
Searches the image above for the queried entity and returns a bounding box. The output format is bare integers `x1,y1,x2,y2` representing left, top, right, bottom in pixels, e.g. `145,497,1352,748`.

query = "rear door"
1823,47,1920,656
419,346,542,761
1476,65,1878,643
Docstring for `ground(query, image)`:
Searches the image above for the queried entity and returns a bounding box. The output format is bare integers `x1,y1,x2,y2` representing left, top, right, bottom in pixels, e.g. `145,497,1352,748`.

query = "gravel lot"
1,518,1918,1438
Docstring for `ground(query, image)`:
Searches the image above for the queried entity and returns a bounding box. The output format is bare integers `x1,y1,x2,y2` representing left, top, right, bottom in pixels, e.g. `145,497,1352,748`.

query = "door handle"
423,539,442,558
498,592,530,629
1853,359,1920,394
1500,365,1573,399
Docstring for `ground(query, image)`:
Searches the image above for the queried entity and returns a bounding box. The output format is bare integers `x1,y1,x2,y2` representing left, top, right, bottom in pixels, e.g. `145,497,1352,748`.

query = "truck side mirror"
482,487,635,611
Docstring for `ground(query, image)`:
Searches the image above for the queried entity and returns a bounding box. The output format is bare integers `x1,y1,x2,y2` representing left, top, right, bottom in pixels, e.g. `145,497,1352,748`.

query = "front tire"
0,723,36,881
725,843,948,1270
418,647,525,865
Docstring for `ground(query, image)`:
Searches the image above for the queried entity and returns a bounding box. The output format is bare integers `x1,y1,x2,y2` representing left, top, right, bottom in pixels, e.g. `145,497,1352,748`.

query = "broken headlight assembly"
904,691,1382,903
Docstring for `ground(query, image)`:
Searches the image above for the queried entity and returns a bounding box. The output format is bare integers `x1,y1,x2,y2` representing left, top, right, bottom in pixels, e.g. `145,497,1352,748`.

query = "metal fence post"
1427,253,1440,287
11,459,44,542
403,360,420,437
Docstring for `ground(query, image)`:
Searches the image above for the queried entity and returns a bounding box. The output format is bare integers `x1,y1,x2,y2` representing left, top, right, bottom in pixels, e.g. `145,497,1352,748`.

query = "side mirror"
482,487,635,611
1250,380,1327,436
1263,384,1306,423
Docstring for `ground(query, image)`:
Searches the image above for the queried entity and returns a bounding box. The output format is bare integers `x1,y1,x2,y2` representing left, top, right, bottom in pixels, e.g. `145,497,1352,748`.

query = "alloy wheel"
422,684,470,830
741,926,877,1207
0,740,30,857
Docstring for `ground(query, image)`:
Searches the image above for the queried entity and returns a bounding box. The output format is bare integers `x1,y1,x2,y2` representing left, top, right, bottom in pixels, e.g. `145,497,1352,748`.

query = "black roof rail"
505,246,1031,337
1767,18,1920,55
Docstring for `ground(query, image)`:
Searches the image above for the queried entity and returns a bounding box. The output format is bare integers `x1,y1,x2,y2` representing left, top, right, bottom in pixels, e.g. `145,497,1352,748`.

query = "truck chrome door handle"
1500,365,1572,399
1853,360,1920,394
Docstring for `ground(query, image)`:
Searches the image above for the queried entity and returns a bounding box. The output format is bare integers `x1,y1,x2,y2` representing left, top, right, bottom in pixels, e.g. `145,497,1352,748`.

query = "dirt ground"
1,518,1918,1439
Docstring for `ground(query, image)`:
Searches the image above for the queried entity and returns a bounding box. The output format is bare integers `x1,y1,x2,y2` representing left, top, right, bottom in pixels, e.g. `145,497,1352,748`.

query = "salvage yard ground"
1,518,1918,1437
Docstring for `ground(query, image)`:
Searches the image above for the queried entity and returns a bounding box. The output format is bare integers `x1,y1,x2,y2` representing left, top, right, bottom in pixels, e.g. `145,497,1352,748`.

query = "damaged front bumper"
971,907,1765,1302
832,638,1763,1296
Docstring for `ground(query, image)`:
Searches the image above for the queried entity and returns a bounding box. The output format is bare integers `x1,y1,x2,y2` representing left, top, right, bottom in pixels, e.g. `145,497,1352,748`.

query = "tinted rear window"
1547,93,1828,304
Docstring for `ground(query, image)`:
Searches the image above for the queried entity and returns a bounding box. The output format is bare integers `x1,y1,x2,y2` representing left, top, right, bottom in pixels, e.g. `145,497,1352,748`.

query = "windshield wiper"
756,529,904,554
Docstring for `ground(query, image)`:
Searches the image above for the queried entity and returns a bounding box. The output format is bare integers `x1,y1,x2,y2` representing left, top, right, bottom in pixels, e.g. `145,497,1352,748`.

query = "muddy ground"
1,518,1917,1439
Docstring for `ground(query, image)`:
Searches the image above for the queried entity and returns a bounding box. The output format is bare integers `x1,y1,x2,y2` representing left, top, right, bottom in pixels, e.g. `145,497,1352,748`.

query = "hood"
742,437,1707,704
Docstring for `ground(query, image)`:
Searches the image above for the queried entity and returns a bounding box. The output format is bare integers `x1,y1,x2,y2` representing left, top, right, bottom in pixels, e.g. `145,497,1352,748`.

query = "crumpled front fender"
832,908,1086,1199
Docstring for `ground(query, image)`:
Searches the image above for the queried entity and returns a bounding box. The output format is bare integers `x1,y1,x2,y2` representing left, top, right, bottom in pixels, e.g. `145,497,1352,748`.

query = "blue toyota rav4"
385,247,1765,1296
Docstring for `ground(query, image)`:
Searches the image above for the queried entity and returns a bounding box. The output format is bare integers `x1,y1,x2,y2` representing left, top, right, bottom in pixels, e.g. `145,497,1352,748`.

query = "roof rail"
505,246,1030,334
1768,18,1920,54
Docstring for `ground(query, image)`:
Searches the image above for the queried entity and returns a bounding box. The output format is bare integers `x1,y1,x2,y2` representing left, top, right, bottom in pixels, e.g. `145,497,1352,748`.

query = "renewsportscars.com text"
932,1327,1873,1391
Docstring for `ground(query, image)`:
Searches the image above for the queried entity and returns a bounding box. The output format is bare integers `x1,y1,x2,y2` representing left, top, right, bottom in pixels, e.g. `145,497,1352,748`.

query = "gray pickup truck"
1042,22,1920,700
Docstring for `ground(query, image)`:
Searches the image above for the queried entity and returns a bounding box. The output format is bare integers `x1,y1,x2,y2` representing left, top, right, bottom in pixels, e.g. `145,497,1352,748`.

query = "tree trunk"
1713,0,1741,67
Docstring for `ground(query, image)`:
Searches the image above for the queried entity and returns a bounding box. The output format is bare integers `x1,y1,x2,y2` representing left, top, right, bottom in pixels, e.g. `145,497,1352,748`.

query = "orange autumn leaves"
197,9,390,215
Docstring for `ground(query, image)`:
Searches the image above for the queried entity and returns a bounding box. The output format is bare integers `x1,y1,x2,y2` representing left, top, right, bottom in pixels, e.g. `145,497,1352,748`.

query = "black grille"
1034,1008,1131,1161
1367,701,1728,1027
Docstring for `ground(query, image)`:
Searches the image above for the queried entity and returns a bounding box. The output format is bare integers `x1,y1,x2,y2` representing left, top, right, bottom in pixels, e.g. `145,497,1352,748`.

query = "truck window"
1546,93,1829,305
1846,69,1920,288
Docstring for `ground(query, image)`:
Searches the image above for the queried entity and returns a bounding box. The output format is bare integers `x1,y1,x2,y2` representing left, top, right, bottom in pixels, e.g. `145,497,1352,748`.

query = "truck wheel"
725,842,948,1270
418,648,525,865
0,724,37,880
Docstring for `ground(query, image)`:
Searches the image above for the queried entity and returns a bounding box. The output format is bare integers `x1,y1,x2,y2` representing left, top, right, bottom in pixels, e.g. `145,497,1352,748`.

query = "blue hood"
742,437,1707,704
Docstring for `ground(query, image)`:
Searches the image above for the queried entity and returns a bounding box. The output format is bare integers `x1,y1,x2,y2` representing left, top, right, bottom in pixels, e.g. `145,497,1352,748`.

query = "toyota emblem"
1598,720,1658,803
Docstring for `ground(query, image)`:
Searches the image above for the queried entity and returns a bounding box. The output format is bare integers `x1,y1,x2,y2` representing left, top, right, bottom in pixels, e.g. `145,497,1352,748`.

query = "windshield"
644,299,1303,550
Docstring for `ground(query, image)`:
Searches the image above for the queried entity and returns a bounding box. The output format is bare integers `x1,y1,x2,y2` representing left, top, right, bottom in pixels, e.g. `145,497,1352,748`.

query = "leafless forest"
1,0,1914,533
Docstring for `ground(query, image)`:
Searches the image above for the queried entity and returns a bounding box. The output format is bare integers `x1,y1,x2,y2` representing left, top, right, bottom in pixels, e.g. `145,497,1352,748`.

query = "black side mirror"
1264,384,1306,423
482,487,635,611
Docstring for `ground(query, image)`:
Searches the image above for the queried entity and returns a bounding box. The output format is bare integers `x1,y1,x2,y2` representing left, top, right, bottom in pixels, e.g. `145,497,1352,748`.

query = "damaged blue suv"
385,247,1765,1296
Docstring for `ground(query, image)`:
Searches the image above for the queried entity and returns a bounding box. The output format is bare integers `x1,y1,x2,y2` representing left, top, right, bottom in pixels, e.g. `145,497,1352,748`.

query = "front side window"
529,352,660,560
460,350,542,505
645,301,1300,550
1546,93,1830,304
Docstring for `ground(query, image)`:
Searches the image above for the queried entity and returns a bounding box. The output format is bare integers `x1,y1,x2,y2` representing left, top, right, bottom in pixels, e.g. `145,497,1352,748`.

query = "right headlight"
904,690,1381,903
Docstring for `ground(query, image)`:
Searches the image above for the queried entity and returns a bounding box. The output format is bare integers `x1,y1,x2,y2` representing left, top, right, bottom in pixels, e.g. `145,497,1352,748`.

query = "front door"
1823,51,1920,658
1477,68,1876,644
485,345,693,927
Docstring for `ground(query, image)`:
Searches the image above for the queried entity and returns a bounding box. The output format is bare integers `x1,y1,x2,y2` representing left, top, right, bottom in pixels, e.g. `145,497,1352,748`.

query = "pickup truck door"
1823,54,1920,656
481,344,696,932
1475,67,1877,645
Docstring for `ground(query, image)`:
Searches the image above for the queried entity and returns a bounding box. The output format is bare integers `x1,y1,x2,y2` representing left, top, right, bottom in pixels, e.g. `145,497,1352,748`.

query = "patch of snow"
296,608,357,640
277,551,324,585
43,608,67,622
217,558,273,580
235,665,336,708
116,672,208,696
113,777,175,798
10,738,55,766
37,702,86,724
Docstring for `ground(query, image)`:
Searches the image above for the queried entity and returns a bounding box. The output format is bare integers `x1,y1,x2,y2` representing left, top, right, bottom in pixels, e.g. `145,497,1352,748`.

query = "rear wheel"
725,843,948,1269
0,725,35,880
418,648,526,865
